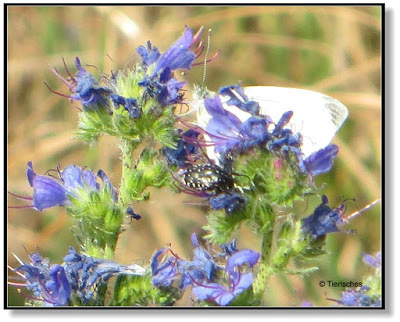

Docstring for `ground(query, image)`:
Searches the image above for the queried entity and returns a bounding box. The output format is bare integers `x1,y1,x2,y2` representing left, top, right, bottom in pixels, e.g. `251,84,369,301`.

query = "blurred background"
7,6,381,306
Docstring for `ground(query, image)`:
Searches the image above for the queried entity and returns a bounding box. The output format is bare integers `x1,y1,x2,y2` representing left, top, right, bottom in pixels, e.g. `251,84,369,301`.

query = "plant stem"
253,225,275,298
118,139,138,207
251,198,276,298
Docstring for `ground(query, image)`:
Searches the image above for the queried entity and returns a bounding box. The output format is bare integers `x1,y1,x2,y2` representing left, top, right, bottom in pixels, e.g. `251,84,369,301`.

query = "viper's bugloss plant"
8,26,381,307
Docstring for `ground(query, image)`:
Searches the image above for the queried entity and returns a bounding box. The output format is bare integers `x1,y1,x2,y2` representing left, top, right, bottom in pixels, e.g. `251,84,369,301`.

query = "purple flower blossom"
203,95,244,154
18,162,115,211
150,248,180,288
152,26,201,76
72,57,113,110
362,251,381,269
136,41,160,66
301,195,345,239
13,253,71,306
209,192,245,214
192,248,260,306
138,73,186,107
203,95,270,155
198,85,339,177
63,247,145,302
137,27,204,107
336,286,381,307
10,247,145,306
177,234,221,289
304,144,339,176
162,129,200,167
219,85,260,115
150,234,260,306
49,57,113,111
26,161,70,211
110,94,141,119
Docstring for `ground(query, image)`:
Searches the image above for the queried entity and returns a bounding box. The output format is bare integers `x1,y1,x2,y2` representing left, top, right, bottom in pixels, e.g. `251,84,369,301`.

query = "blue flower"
198,85,339,177
219,85,260,115
177,234,221,289
362,251,381,269
150,248,180,288
337,286,381,307
138,72,186,107
49,57,113,111
21,162,115,211
304,144,339,176
26,161,70,211
71,57,113,110
192,248,260,306
110,94,141,119
151,26,200,76
11,247,145,306
63,247,145,302
209,192,245,214
14,253,71,306
136,41,160,66
301,195,345,239
162,129,200,167
137,27,204,107
150,234,260,306
203,95,270,155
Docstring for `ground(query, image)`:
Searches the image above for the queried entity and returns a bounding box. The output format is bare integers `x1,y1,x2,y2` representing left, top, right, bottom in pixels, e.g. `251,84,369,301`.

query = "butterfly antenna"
201,29,213,91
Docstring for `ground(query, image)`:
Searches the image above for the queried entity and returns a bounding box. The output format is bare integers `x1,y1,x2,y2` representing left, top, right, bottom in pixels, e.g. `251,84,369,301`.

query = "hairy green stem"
253,225,275,298
118,139,138,207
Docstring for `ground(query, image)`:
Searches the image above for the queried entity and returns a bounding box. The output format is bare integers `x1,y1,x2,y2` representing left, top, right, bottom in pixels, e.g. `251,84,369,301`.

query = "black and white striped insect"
181,162,235,197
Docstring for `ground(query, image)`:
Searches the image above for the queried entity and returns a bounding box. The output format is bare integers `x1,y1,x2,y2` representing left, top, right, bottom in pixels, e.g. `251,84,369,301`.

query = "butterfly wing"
242,86,349,157
192,85,348,160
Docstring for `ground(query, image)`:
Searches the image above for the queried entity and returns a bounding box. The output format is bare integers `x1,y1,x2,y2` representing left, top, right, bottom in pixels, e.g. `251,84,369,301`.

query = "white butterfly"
192,86,349,160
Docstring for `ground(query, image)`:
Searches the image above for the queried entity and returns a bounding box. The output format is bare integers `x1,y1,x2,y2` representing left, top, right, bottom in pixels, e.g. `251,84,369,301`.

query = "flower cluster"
164,83,342,215
46,26,212,149
196,85,338,178
336,286,381,307
136,26,203,107
9,247,145,306
151,234,260,306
